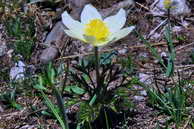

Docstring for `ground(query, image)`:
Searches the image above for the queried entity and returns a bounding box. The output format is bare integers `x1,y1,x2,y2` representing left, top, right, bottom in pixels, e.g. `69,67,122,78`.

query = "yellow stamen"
84,19,110,42
163,0,172,9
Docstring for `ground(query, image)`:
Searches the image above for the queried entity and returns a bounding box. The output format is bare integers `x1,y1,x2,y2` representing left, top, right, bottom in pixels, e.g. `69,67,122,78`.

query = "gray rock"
151,0,191,16
40,22,67,63
0,42,7,57
39,46,58,64
44,22,66,47
138,52,148,59
68,0,90,19
134,96,145,101
10,61,26,81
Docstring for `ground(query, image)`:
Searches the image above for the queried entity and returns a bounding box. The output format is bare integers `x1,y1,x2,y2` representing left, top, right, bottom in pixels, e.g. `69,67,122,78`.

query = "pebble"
134,96,145,101
40,21,68,63
118,48,128,55
44,22,64,45
140,90,147,96
39,46,58,64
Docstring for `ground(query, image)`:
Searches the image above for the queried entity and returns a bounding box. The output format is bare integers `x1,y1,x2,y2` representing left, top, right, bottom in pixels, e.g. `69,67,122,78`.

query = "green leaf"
83,74,90,82
41,90,68,129
76,123,81,129
33,84,48,91
136,31,166,69
89,94,97,106
164,26,175,77
33,76,48,90
77,102,100,123
47,63,56,85
115,87,129,97
165,58,174,77
64,85,85,95
100,51,117,65
119,56,134,75
11,101,23,110
41,110,52,116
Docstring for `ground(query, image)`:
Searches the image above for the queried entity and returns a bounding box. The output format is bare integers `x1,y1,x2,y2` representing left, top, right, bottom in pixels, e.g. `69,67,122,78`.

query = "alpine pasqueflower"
163,0,172,9
62,4,135,46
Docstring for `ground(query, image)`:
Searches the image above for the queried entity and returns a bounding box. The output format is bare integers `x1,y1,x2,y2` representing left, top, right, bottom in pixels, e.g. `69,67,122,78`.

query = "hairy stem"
95,46,100,89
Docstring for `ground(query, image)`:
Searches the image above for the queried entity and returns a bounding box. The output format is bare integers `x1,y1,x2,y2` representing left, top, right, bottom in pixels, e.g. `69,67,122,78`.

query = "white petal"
104,8,126,33
62,11,84,33
94,37,115,47
64,30,85,41
81,4,102,24
83,35,114,46
94,40,111,46
112,26,135,42
83,35,96,44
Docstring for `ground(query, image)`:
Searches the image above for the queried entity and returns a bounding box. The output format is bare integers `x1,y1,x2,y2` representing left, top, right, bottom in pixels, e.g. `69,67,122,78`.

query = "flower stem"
167,8,170,25
94,46,100,89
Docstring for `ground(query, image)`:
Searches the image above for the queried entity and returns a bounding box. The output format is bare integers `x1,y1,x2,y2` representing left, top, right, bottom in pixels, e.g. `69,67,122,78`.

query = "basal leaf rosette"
62,4,135,46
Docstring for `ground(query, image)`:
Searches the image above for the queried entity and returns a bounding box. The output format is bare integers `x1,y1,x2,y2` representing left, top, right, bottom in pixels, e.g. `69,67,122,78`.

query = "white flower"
62,4,135,46
163,0,172,9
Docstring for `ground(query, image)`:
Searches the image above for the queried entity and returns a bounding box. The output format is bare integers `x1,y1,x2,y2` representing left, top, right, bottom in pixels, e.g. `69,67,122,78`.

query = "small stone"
118,48,128,54
71,60,78,65
134,96,145,101
39,46,58,64
10,61,26,81
44,22,67,47
140,90,147,96
138,52,148,59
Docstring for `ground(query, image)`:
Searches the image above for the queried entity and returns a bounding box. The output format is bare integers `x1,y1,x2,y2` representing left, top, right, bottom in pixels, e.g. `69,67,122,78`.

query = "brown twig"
182,115,191,129
176,42,194,52
135,2,150,11
26,107,47,117
56,41,179,61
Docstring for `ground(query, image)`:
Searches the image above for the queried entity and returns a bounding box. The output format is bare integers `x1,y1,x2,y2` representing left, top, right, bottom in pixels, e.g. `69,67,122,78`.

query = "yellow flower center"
84,19,110,42
163,0,172,9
